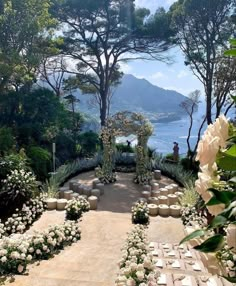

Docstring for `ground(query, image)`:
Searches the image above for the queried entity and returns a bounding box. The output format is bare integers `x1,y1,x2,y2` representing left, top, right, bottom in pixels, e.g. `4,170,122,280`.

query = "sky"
120,0,204,98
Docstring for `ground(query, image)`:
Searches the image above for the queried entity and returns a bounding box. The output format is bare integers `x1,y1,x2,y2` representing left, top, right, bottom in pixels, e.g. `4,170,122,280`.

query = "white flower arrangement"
181,205,206,228
116,225,159,286
99,112,153,185
216,243,236,278
0,221,81,275
195,115,229,216
132,201,149,225
0,196,47,237
2,169,37,197
65,197,90,221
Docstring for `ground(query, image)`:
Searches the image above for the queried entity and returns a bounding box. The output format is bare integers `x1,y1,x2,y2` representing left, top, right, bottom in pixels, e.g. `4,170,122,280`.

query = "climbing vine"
96,112,153,184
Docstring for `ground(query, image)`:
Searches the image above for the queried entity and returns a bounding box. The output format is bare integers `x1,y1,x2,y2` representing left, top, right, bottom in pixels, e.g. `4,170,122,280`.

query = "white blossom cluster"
0,221,81,275
116,225,159,286
0,196,47,237
217,244,236,278
65,197,90,221
181,206,205,227
2,169,37,196
132,201,149,225
195,115,229,216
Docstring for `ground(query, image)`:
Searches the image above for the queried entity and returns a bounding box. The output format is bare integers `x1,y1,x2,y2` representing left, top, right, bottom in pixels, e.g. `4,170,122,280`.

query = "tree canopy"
51,0,174,125
170,0,236,124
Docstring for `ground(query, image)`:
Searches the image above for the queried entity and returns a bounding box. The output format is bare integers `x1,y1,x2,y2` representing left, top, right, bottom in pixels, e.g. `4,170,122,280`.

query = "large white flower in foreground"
195,115,229,216
196,115,229,168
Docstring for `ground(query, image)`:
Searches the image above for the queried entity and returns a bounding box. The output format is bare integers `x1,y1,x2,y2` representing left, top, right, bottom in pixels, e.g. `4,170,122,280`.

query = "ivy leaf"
179,229,205,245
221,276,236,283
217,154,236,171
229,176,236,184
224,49,236,56
207,188,235,206
224,145,236,158
207,215,228,229
230,95,236,104
194,234,224,253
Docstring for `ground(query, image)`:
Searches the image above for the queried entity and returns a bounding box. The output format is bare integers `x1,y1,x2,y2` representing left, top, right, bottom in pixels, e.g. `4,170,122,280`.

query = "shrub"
180,156,199,173
77,131,100,156
165,152,174,160
131,201,149,225
27,146,51,181
115,143,134,153
65,197,90,221
0,151,29,182
0,127,15,155
179,181,200,207
1,196,47,236
1,169,37,199
152,154,196,186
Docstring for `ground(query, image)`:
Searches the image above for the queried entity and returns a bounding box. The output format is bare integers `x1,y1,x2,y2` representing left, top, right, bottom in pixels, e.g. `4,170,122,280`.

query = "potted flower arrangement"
65,197,90,221
131,201,149,225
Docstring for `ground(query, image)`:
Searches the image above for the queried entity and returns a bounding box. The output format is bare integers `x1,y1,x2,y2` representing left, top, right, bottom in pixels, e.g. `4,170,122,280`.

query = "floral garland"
115,225,159,285
65,197,90,221
99,112,153,184
0,196,47,237
0,221,81,275
131,201,150,225
194,115,229,216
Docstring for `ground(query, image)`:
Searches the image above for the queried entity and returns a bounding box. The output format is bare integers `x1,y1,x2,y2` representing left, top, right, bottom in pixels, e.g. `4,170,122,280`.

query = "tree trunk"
206,86,212,125
100,92,107,127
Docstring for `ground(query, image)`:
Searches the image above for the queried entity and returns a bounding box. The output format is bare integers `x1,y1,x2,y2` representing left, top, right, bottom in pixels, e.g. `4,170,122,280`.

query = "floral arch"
96,111,153,184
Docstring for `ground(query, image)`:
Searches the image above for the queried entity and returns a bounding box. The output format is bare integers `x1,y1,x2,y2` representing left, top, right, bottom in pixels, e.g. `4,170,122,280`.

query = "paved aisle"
3,172,185,286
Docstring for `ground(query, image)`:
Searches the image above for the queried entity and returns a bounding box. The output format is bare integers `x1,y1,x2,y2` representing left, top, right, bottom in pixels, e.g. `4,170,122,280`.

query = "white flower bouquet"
116,225,159,286
65,197,90,221
132,201,149,225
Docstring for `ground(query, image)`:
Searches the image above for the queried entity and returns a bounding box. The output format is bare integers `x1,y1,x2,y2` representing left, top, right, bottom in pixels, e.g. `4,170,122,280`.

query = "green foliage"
152,154,196,186
43,155,101,195
27,146,51,181
179,181,200,207
180,153,199,173
0,127,15,154
0,151,29,182
0,0,57,91
115,143,134,153
77,131,100,157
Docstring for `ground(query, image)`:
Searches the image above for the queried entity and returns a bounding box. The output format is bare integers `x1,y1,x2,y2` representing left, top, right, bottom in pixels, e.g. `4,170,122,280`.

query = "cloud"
177,70,189,78
120,62,133,74
135,0,177,11
150,72,165,79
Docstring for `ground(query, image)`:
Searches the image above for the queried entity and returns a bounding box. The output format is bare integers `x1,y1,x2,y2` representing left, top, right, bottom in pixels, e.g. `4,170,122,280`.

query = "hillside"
76,74,188,123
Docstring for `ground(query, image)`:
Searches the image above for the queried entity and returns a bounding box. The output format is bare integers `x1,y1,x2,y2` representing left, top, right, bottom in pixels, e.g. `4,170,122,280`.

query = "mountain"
75,74,188,123
112,74,187,113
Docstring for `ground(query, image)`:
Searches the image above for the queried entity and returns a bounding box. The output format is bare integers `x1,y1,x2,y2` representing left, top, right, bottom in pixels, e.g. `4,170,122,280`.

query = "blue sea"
116,103,235,156
148,117,206,155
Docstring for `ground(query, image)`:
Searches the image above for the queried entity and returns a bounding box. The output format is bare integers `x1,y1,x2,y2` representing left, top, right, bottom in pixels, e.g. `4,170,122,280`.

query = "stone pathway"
3,172,187,286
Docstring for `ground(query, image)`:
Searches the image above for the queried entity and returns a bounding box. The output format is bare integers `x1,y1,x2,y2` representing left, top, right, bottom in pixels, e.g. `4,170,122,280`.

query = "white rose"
1,256,7,263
